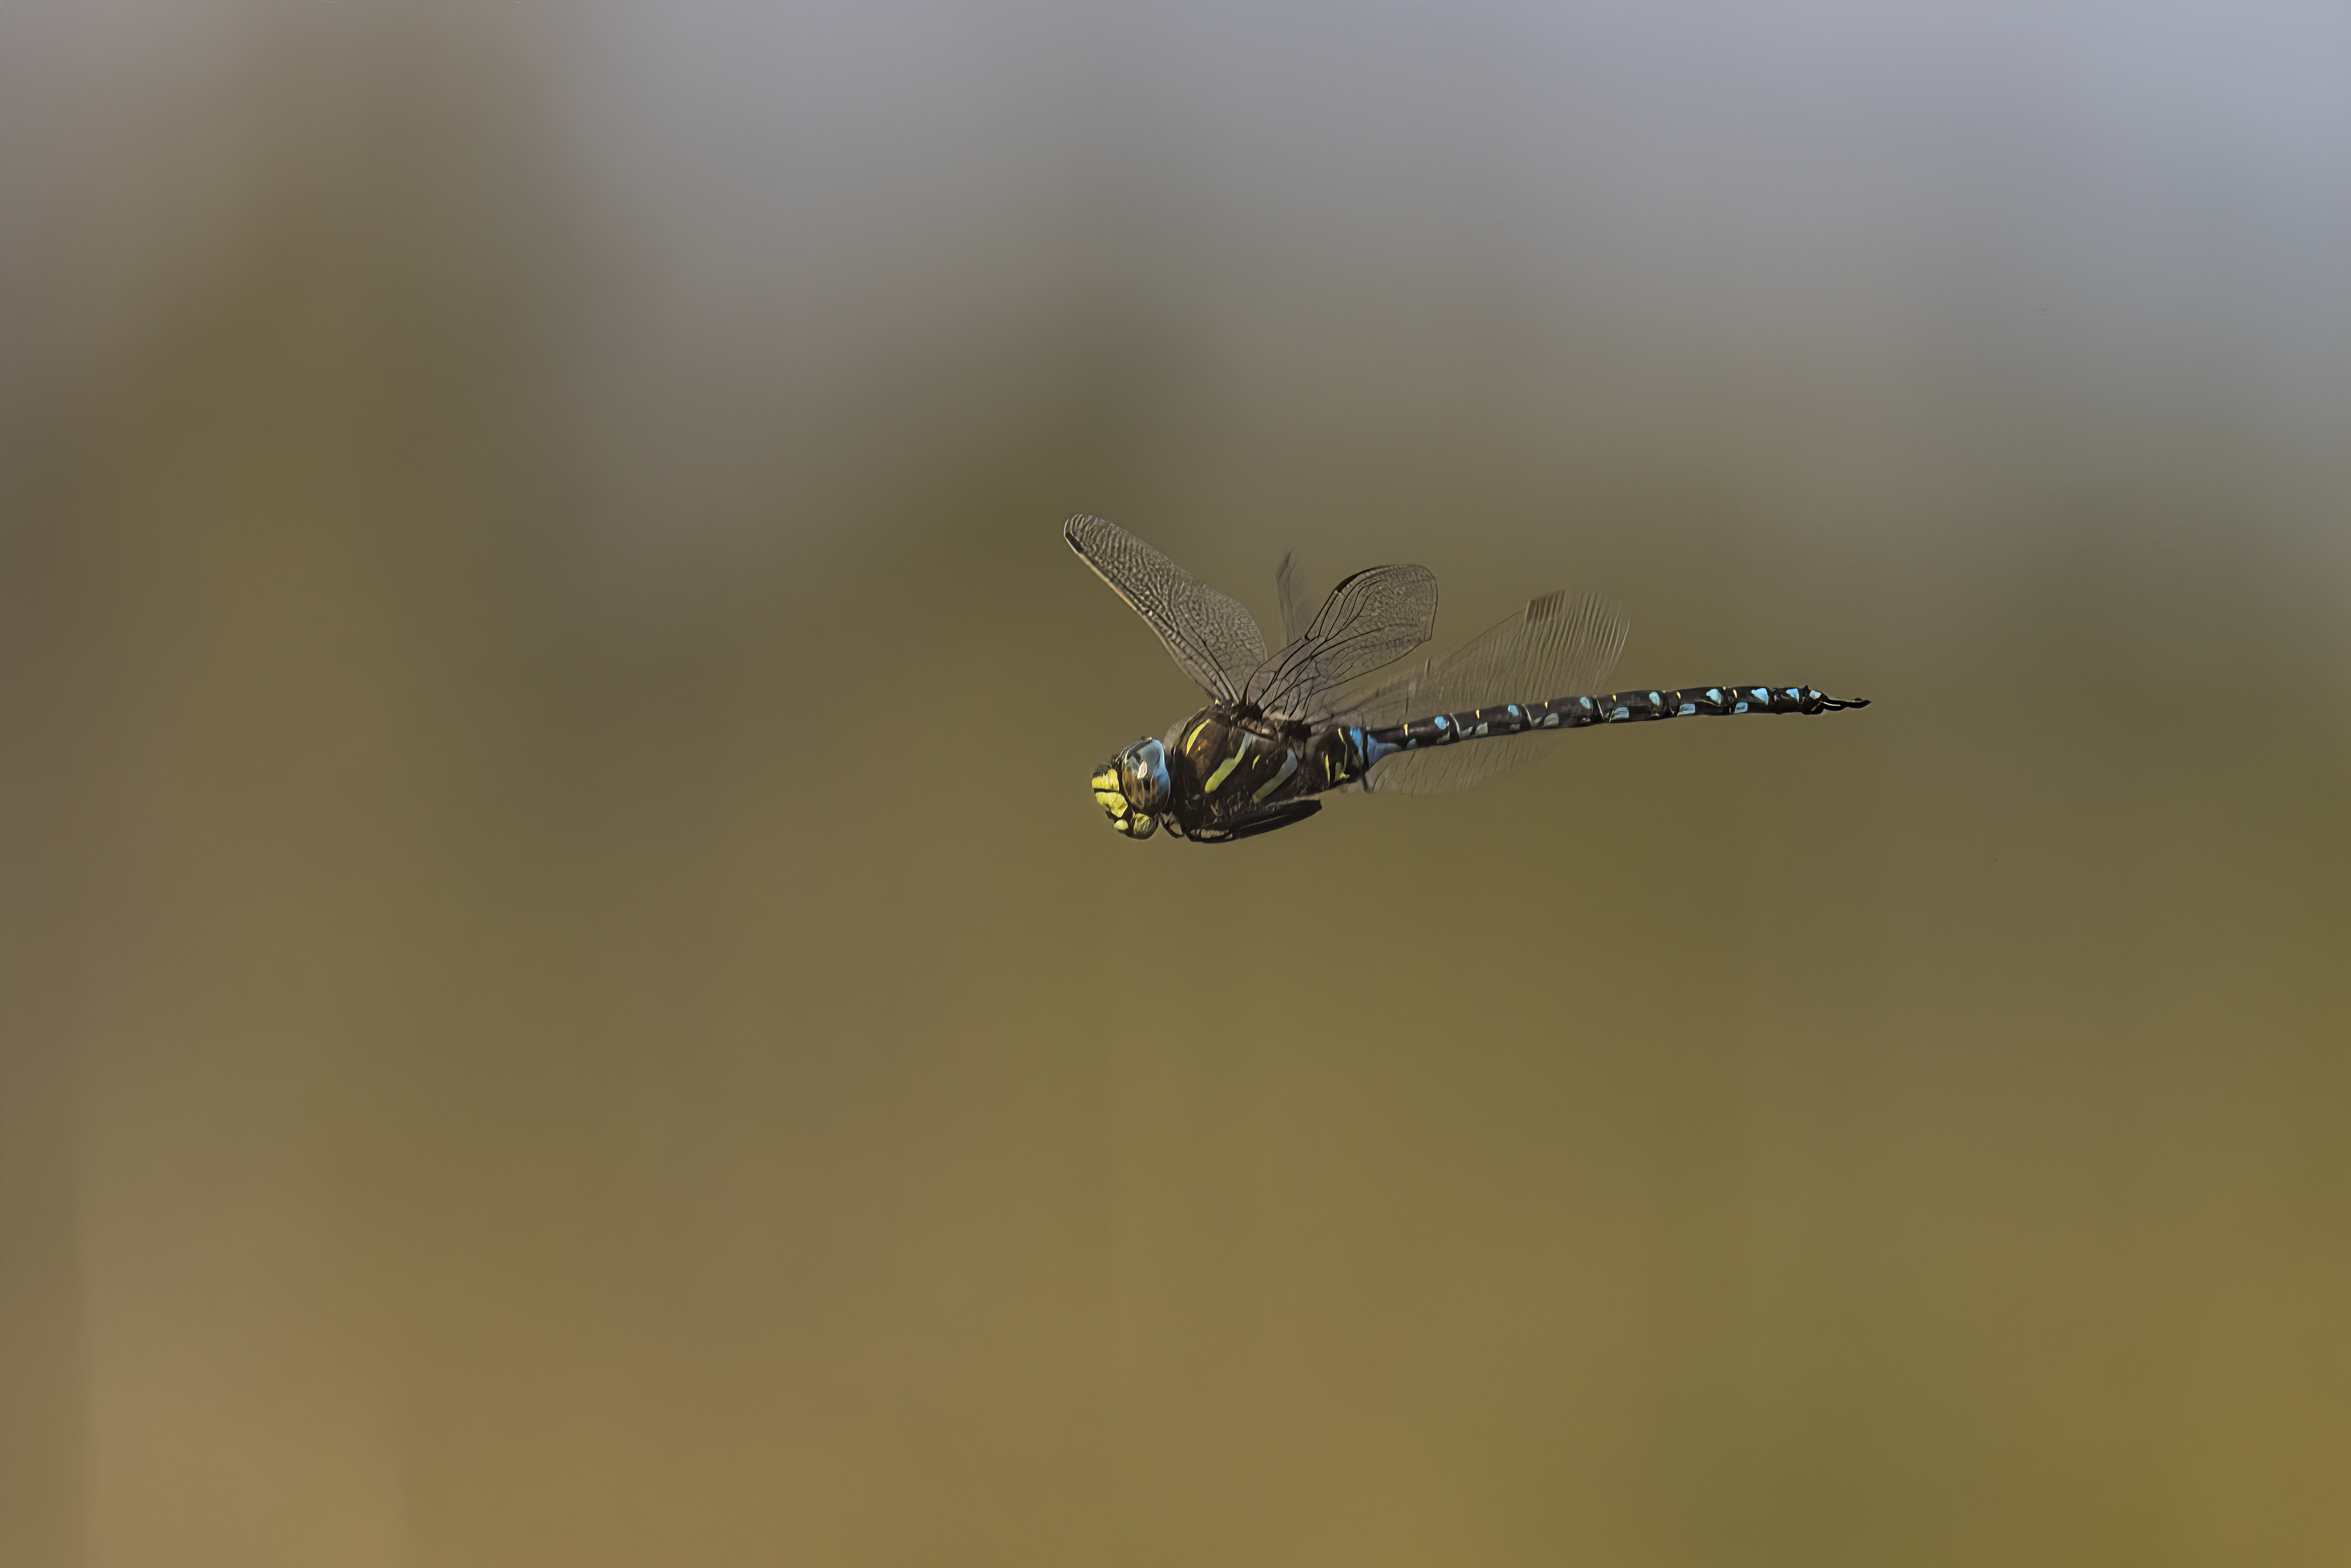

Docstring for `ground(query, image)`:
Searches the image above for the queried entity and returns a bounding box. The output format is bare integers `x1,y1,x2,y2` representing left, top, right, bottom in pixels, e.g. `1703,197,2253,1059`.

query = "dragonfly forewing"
1063,514,1268,702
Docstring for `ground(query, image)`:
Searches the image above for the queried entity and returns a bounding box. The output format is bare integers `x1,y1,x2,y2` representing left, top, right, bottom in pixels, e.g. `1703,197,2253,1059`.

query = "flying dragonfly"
1067,514,1869,844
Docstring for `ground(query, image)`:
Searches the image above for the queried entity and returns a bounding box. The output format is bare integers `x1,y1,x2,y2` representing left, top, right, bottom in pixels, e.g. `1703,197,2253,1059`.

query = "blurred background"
3,1,2346,1564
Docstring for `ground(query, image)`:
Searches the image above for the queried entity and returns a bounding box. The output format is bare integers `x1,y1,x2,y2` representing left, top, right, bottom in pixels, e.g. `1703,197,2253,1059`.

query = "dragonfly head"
1091,737,1170,840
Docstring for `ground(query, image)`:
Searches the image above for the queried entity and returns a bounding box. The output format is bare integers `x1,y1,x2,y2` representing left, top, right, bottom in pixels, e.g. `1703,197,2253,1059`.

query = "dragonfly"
1067,514,1869,844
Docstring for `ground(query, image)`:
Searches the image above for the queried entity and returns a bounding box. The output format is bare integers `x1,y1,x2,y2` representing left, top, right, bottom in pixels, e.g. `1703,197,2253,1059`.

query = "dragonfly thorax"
1157,706,1341,841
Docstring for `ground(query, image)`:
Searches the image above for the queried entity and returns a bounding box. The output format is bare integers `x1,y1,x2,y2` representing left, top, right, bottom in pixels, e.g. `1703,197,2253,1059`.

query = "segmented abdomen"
1367,685,1867,750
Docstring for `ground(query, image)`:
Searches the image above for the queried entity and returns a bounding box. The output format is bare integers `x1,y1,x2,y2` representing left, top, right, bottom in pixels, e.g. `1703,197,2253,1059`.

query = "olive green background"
4,3,2346,1565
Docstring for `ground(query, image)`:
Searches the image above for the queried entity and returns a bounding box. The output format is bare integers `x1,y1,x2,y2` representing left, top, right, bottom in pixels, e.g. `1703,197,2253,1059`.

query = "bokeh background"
4,1,2347,1564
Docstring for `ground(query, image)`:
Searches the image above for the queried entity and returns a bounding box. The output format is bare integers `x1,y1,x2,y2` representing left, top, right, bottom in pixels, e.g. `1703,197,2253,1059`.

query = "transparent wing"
1243,563,1440,720
1334,590,1630,796
1275,551,1317,645
1063,515,1268,703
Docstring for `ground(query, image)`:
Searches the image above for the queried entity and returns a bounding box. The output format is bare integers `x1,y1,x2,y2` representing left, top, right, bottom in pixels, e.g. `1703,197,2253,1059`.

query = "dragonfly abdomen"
1367,685,1869,751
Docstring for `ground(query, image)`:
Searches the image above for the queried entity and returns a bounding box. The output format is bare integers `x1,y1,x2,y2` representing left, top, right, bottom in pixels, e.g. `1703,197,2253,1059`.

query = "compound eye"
1121,739,1171,812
